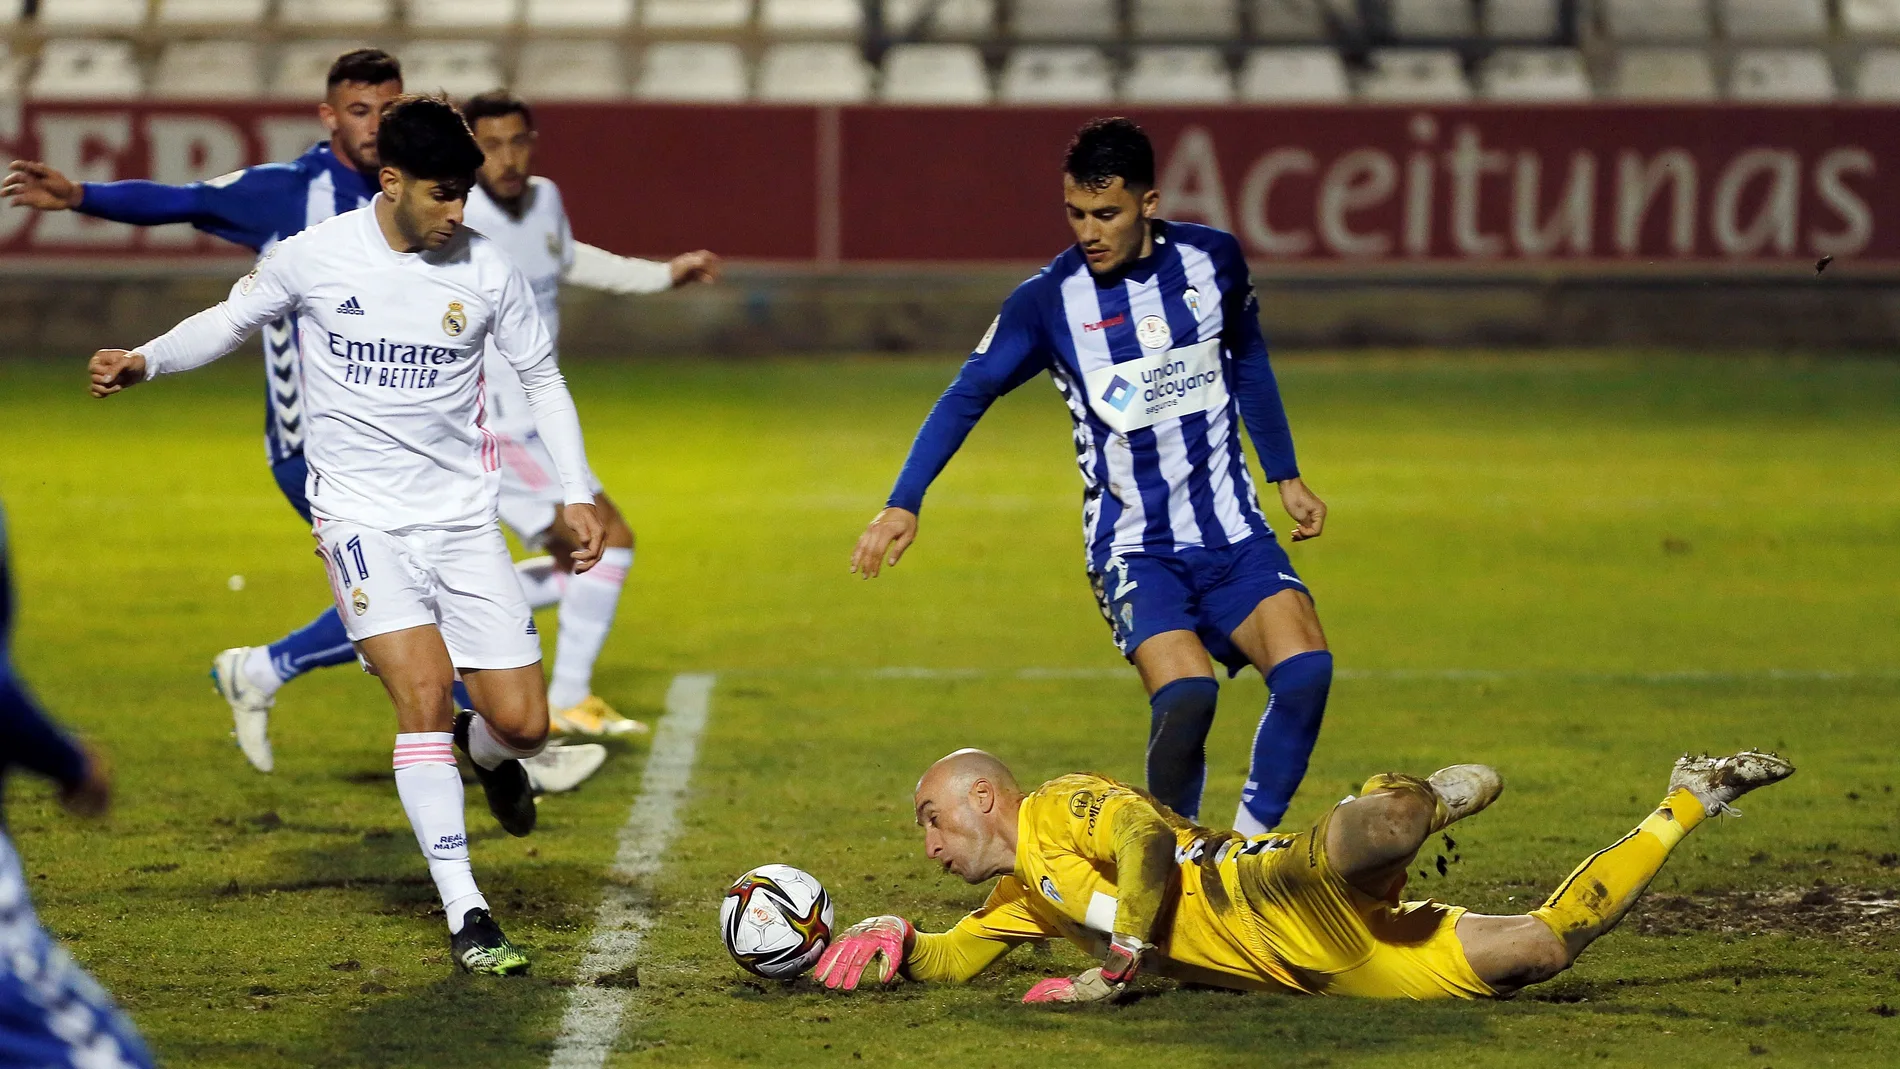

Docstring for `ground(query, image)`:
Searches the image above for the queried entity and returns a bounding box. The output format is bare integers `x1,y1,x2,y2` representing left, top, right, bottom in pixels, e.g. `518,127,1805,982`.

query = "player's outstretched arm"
849,507,918,579
88,350,148,398
3,160,84,210
813,915,914,991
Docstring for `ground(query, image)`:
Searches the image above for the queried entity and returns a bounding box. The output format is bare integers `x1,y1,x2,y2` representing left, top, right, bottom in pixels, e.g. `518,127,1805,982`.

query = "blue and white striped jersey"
887,221,1300,571
77,142,377,466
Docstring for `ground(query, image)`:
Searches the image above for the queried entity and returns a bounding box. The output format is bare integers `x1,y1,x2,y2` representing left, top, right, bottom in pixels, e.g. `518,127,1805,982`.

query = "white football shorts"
314,520,542,670
495,431,604,549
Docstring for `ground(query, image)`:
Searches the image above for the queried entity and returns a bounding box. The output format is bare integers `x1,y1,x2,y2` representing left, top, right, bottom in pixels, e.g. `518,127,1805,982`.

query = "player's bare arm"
2,160,83,210
88,350,148,398
849,506,918,578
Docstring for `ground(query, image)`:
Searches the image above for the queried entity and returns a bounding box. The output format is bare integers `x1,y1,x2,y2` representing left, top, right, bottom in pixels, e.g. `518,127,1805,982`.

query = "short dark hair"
375,95,485,183
327,47,401,90
463,89,535,132
1064,117,1155,193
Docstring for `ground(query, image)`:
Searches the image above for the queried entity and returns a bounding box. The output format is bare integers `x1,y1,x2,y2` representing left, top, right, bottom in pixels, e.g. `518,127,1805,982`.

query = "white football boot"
211,647,275,773
1668,750,1795,817
1427,764,1504,826
522,742,608,795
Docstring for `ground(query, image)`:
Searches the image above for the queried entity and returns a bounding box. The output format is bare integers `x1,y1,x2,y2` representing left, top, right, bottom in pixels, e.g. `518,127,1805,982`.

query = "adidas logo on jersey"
336,296,366,315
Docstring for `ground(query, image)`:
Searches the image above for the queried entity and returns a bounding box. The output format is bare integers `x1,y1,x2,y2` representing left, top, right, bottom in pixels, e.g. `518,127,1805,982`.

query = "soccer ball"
719,864,834,979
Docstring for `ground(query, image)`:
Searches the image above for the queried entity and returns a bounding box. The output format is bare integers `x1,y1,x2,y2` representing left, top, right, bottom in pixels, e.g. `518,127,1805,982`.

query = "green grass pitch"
2,352,1897,1068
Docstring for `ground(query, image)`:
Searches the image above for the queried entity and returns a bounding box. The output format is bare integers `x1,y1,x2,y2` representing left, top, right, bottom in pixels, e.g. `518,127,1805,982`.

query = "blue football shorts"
1088,533,1310,676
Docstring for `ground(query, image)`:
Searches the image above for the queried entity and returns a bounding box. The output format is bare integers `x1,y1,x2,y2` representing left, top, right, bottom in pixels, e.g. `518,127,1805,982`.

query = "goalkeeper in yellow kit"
813,747,1793,1002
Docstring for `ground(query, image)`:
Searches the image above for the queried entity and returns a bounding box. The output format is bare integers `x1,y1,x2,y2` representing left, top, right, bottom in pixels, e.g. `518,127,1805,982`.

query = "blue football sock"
266,606,356,682
452,680,473,712
1238,650,1334,831
1145,676,1221,820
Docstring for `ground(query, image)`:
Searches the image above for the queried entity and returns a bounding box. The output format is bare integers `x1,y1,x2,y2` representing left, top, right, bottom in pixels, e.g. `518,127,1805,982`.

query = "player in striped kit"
851,119,1332,837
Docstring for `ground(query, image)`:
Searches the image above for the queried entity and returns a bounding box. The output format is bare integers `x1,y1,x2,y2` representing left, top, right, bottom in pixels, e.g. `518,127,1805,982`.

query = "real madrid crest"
350,587,369,616
442,301,467,337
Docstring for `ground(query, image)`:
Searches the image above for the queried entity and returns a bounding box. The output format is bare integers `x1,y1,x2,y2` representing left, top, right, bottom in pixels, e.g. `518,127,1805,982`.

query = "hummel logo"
336,296,366,315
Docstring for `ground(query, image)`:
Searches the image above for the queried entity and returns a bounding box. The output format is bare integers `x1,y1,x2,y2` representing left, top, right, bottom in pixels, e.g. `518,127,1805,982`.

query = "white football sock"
513,555,568,612
547,546,632,711
242,645,285,697
393,733,486,934
467,713,542,771
1232,795,1271,838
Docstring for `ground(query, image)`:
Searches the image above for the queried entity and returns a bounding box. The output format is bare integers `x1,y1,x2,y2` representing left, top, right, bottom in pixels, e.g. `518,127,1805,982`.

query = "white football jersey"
466,178,572,440
138,201,594,532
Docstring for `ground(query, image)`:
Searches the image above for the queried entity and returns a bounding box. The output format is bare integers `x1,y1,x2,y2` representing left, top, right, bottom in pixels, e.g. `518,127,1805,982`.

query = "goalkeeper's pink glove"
814,915,914,991
1022,933,1145,1005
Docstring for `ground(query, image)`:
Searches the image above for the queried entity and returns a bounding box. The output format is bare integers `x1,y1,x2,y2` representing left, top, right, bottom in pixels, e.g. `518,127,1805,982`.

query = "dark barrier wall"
3,101,1896,270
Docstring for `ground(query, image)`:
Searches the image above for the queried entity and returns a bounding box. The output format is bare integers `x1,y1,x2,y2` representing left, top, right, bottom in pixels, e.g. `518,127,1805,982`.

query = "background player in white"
460,89,721,736
84,97,598,976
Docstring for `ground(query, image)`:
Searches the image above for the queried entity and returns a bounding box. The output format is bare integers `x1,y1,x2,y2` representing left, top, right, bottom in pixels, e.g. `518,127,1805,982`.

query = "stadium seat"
883,0,995,37
1013,0,1118,41
410,0,519,29
270,40,362,99
524,0,633,28
279,0,393,26
634,42,748,100
155,0,270,25
1719,0,1828,40
760,0,862,34
999,46,1113,102
1480,47,1591,99
879,42,991,103
1122,47,1234,102
1841,0,1900,36
1358,49,1471,100
1610,47,1717,99
514,39,627,100
1484,0,1561,38
1248,0,1332,40
400,41,504,99
35,0,146,27
1132,0,1237,39
1728,48,1835,100
28,38,143,99
1853,47,1900,98
757,42,872,101
642,0,753,29
1238,46,1349,100
1390,0,1472,39
153,40,263,99
1602,0,1711,40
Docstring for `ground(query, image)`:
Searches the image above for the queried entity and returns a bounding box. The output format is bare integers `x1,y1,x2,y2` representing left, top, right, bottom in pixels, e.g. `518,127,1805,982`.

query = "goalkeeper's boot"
1426,764,1503,827
523,742,608,795
211,647,275,773
549,695,649,738
452,909,530,976
1668,750,1794,817
453,711,537,837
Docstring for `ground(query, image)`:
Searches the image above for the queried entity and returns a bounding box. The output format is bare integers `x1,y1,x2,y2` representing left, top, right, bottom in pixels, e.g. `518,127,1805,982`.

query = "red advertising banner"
3,101,1895,269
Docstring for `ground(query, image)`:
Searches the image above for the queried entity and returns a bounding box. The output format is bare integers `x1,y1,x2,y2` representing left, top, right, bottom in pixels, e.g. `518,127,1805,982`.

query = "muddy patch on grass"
1635,885,1900,945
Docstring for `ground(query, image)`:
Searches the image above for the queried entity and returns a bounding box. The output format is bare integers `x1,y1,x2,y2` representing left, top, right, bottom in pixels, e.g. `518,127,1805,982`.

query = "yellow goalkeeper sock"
1530,787,1708,954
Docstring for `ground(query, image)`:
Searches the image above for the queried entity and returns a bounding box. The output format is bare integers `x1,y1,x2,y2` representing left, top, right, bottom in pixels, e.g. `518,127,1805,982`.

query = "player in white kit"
85,98,592,975
460,89,721,737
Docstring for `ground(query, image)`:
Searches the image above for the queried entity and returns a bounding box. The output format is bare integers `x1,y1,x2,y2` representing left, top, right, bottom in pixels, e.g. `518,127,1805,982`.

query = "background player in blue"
0,502,154,1069
850,119,1333,837
4,49,402,772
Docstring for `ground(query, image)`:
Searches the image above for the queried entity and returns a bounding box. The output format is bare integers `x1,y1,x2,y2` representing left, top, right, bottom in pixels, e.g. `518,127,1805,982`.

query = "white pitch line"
547,672,715,1069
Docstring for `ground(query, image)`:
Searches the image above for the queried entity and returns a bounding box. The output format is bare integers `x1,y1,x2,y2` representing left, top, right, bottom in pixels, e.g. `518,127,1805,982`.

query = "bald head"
913,749,1025,884
917,748,1018,799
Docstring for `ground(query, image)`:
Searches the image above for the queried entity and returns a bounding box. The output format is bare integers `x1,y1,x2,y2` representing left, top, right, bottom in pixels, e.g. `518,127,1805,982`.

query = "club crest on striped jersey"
1183,286,1205,320
1136,314,1172,349
442,301,468,337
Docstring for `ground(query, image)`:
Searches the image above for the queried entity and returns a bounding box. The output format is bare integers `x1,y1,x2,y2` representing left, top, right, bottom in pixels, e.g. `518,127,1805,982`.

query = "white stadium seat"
155,0,270,25
1391,0,1472,39
1854,48,1900,98
401,41,504,99
999,46,1113,102
1014,0,1117,41
1481,47,1591,100
1729,48,1835,100
29,39,143,99
410,0,519,29
1132,0,1237,39
1249,0,1331,40
757,42,872,101
514,39,627,101
1238,46,1348,100
1122,47,1234,102
524,0,634,29
1485,0,1561,38
1602,0,1711,40
635,42,748,100
879,43,991,103
153,40,263,98
1358,48,1470,100
1611,47,1717,99
279,0,393,27
883,0,995,37
1720,0,1827,40
642,0,753,29
36,0,146,27
1841,0,1900,36
270,40,365,100
760,0,862,34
